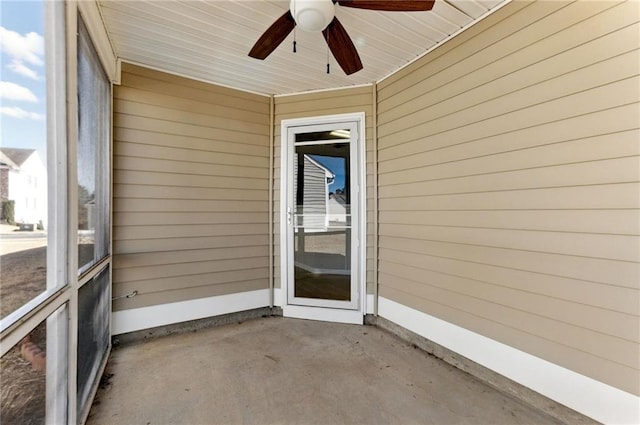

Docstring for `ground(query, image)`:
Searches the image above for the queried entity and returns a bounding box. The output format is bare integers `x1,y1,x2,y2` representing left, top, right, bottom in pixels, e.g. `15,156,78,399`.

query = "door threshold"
283,305,363,325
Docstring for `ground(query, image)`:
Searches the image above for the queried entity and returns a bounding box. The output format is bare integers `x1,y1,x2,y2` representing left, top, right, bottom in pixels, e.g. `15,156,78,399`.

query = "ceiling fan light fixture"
250,0,434,74
290,0,335,32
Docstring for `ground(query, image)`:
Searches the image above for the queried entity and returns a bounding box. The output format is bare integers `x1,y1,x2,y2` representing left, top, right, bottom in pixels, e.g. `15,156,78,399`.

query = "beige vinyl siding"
113,63,270,311
376,0,640,396
273,87,375,294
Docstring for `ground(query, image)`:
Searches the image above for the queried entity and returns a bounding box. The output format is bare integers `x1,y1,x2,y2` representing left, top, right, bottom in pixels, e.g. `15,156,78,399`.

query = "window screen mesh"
77,265,110,417
77,16,110,274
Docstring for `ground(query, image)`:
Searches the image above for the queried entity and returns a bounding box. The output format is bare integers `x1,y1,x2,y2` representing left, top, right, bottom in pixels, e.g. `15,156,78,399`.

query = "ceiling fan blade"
323,17,363,75
249,11,296,60
337,0,435,12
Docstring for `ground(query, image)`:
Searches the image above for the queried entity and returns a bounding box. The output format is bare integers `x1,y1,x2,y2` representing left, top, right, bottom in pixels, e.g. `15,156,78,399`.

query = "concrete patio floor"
87,316,561,425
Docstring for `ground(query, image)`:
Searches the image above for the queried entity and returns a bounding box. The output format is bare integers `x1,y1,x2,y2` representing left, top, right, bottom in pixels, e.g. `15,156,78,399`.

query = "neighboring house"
294,154,335,231
328,191,347,225
0,148,47,228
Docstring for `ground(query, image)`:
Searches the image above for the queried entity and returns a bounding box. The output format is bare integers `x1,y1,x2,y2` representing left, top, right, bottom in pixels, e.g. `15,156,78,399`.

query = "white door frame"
279,113,366,324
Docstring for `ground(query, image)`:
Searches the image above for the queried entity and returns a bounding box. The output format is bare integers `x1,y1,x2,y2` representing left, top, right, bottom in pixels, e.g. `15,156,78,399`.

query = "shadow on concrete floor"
88,317,561,425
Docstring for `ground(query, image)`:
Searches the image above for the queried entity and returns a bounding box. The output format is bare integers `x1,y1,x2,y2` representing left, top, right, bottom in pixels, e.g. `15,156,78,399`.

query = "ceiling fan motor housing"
290,0,336,32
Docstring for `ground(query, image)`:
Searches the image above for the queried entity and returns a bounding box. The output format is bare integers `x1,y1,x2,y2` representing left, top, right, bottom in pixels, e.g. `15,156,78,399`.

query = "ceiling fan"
248,0,435,75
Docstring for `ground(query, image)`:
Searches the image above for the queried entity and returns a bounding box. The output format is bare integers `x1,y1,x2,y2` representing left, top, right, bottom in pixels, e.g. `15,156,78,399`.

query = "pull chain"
292,1,297,53
326,33,330,74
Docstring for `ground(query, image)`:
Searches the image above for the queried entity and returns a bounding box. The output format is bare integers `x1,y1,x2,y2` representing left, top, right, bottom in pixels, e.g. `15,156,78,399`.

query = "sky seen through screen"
311,155,346,193
0,0,47,164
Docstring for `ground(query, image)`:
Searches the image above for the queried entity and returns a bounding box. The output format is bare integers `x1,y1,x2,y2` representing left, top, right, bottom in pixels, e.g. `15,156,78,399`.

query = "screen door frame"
279,113,366,325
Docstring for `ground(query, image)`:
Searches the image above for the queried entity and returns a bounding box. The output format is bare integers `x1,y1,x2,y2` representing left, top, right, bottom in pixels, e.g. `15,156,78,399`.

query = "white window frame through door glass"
279,113,366,325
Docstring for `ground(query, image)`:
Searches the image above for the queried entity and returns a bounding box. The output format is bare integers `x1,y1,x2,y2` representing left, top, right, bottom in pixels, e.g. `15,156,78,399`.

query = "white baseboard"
378,297,640,425
112,289,270,335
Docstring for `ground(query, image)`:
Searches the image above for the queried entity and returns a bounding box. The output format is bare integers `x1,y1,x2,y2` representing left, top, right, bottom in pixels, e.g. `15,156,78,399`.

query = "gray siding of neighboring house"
294,155,330,230
376,0,639,396
112,63,271,311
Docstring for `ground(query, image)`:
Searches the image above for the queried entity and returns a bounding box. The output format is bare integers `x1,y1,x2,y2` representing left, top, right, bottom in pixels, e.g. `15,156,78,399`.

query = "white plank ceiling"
98,0,507,96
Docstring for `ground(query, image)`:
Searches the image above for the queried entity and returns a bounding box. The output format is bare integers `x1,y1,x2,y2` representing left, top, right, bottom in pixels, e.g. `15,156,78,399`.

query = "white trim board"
112,289,270,335
378,297,640,425
78,0,118,82
366,294,374,315
273,83,374,98
273,287,284,307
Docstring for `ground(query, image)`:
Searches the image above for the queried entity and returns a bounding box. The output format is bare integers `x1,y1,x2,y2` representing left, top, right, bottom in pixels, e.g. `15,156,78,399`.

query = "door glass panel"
293,141,351,301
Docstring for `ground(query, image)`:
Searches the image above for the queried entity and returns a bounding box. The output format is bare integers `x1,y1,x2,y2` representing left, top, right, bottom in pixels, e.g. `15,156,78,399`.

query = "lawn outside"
0,223,47,320
0,224,48,424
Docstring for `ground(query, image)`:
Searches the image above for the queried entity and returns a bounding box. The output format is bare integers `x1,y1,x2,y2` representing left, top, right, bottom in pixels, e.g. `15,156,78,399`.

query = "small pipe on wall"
268,94,275,309
372,82,379,317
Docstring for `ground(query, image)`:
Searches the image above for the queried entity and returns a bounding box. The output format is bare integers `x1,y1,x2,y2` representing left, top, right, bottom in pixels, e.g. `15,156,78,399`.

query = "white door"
281,115,365,324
